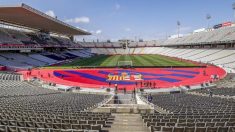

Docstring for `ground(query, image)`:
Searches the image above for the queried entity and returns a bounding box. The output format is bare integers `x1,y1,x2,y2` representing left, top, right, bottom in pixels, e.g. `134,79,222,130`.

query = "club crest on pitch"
107,72,143,81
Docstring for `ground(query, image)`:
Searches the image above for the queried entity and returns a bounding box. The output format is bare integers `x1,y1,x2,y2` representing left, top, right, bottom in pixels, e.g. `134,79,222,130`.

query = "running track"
20,66,226,91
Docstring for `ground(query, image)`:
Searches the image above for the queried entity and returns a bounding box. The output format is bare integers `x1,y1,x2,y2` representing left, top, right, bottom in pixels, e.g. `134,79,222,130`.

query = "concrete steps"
117,93,136,104
108,114,149,132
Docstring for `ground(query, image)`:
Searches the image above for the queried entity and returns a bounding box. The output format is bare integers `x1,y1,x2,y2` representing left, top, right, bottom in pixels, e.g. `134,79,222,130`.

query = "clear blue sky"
1,0,235,41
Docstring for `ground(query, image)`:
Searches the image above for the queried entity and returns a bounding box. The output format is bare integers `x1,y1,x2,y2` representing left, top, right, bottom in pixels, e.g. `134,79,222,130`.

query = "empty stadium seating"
90,46,235,69
0,55,33,69
0,71,21,81
0,27,78,47
163,26,235,46
0,72,113,131
29,54,57,65
1,21,235,132
197,87,235,97
141,93,235,132
0,53,47,67
3,28,36,45
2,25,235,70
0,28,22,44
3,3,235,132
0,49,95,69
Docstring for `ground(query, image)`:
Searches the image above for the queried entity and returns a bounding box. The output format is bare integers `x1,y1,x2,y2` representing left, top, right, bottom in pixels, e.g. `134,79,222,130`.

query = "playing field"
57,54,196,67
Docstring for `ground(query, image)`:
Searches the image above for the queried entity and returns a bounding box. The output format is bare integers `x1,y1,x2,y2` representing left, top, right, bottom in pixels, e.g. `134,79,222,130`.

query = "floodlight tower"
232,3,235,22
177,21,181,38
206,14,211,29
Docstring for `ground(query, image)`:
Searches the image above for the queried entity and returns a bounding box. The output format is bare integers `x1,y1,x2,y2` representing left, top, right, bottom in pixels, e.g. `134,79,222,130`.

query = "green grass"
43,54,196,69
63,55,110,66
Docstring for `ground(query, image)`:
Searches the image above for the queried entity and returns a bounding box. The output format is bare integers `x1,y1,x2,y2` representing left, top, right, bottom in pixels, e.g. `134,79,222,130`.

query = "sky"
1,0,235,41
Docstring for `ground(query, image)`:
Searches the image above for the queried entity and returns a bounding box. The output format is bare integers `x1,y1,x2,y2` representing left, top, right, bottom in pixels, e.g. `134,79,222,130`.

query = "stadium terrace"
0,2,234,132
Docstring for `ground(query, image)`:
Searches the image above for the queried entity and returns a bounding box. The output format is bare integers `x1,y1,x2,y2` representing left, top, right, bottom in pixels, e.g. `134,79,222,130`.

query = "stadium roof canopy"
0,3,91,36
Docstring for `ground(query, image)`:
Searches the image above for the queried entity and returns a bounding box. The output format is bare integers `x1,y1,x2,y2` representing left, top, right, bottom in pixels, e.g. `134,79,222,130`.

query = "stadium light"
177,21,181,38
206,14,211,29
232,3,235,22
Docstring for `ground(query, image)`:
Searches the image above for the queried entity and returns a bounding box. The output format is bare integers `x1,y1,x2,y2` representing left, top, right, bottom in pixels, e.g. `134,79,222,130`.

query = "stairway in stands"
107,93,150,132
93,93,153,132
108,113,149,132
132,48,136,54
140,48,145,54
117,93,136,104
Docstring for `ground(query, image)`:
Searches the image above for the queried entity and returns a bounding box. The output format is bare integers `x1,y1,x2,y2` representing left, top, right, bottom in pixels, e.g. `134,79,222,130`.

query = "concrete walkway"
117,93,136,104
107,114,149,132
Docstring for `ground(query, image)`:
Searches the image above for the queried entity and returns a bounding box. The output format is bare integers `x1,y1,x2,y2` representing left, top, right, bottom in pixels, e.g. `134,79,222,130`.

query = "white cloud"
45,10,56,18
115,3,121,10
96,30,102,34
88,30,102,35
65,17,90,24
125,28,131,32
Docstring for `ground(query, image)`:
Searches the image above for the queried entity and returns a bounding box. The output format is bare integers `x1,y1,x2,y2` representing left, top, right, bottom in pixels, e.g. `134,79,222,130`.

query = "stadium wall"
0,66,6,71
6,66,28,72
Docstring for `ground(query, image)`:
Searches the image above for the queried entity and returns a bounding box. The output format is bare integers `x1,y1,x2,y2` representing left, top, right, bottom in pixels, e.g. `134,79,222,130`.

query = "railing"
102,103,151,108
0,44,82,49
106,98,136,104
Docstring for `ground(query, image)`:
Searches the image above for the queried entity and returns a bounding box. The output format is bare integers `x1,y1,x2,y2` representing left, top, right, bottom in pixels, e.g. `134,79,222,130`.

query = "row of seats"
164,26,235,45
0,71,113,131
0,125,101,132
141,93,235,132
146,93,235,114
0,94,112,131
89,46,235,69
147,47,235,69
0,49,93,69
0,27,77,46
0,119,106,130
0,93,109,112
0,72,21,81
0,28,21,44
0,75,113,131
0,53,47,67
149,125,235,132
196,87,235,96
0,80,59,97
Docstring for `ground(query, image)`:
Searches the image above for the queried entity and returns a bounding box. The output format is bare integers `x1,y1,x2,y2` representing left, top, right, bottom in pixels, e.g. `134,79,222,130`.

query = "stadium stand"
0,72,113,131
29,54,57,65
2,3,235,132
0,5,114,130
67,49,93,58
0,93,113,131
197,87,235,96
0,53,47,67
163,26,235,46
42,53,65,61
0,71,21,81
141,93,235,132
89,46,235,69
3,24,235,70
0,28,22,44
0,55,33,69
0,48,97,69
3,28,36,45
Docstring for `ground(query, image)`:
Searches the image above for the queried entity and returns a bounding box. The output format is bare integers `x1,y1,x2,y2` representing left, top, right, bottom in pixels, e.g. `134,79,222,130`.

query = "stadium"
0,1,234,132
